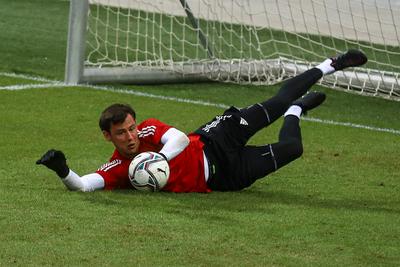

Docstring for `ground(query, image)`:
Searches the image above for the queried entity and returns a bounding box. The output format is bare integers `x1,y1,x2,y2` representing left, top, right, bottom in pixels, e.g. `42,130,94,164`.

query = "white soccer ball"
128,152,170,192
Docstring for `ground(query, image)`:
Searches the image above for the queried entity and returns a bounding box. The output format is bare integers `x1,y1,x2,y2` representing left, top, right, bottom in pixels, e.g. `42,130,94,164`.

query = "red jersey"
96,118,211,193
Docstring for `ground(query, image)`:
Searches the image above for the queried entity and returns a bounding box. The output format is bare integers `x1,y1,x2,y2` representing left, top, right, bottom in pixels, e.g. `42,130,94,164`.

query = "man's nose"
127,131,135,140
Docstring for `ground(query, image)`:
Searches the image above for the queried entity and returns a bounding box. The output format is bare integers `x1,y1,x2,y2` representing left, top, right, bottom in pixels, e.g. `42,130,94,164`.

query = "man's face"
103,113,140,159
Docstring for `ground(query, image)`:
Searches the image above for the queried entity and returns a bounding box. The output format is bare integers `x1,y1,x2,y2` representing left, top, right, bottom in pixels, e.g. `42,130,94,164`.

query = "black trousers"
195,68,323,191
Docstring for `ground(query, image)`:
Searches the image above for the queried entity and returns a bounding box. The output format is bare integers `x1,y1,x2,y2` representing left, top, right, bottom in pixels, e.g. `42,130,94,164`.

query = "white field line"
1,72,399,135
0,72,57,83
85,84,230,109
0,83,66,90
303,117,400,135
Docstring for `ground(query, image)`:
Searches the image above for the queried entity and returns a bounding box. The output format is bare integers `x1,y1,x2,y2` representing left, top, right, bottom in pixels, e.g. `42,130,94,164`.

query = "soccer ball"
128,152,170,192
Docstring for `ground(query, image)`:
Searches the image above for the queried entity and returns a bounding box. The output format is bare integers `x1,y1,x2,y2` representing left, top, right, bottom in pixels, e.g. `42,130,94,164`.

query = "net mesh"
85,0,400,100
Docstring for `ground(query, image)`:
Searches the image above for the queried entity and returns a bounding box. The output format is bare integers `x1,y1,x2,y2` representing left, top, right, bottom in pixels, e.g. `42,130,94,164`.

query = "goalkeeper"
37,50,367,192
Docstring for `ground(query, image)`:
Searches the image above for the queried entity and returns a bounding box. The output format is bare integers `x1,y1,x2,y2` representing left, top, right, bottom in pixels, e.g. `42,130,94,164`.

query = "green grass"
1,86,399,266
0,0,399,266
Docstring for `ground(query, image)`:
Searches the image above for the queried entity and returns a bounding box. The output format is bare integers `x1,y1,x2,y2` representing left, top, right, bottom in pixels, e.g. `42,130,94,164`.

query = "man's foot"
330,49,368,71
293,91,326,115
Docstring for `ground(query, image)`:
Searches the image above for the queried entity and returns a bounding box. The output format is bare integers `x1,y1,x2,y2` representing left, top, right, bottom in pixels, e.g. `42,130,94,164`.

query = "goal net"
65,0,400,100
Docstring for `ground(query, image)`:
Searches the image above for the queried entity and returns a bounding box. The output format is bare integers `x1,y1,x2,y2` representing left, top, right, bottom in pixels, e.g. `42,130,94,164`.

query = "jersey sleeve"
96,159,132,190
138,118,172,145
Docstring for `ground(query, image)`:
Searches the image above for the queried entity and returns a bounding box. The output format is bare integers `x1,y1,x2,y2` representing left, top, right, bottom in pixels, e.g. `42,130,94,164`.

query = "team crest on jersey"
98,159,122,172
138,125,156,138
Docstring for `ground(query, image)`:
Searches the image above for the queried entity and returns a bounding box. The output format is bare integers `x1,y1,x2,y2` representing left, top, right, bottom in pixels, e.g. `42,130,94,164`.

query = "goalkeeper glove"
36,149,70,178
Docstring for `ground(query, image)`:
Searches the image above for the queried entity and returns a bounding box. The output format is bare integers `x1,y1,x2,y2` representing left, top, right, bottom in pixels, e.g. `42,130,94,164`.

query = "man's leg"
208,92,326,191
205,50,367,191
238,49,368,141
273,91,326,166
194,70,322,151
251,68,323,124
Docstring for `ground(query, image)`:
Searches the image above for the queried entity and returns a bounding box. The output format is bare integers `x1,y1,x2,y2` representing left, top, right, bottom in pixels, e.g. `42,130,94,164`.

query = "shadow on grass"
246,189,400,215
81,188,399,216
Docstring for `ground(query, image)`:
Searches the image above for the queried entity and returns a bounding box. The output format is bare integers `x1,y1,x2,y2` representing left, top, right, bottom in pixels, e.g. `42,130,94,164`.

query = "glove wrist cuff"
56,166,70,178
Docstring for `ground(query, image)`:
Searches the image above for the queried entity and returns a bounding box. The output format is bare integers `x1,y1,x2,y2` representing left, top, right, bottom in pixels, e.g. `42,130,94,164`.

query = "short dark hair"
99,104,136,132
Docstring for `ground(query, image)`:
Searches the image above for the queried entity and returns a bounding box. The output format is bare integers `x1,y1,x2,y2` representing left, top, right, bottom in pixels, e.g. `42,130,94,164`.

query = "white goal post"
65,0,400,100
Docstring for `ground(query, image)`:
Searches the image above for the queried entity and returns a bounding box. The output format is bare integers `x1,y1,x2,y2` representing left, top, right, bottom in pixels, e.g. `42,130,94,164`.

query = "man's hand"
36,149,70,178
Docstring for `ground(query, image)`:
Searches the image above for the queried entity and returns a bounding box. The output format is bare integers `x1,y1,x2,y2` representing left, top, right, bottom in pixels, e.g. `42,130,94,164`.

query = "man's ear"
103,130,112,141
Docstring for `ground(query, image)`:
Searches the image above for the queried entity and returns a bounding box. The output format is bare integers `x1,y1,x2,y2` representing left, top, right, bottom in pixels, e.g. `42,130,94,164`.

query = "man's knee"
258,95,292,122
275,138,303,165
286,138,303,159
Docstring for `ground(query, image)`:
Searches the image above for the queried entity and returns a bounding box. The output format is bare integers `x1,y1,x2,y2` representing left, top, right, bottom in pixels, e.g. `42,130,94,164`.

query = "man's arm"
36,149,105,192
61,170,104,192
159,128,190,161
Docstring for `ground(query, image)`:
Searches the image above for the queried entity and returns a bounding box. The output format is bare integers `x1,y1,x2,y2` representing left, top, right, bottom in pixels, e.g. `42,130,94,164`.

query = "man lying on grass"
37,50,367,193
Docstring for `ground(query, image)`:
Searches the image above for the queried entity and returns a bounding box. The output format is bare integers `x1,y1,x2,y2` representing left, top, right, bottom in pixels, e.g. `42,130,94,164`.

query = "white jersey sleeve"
159,127,190,161
62,169,105,192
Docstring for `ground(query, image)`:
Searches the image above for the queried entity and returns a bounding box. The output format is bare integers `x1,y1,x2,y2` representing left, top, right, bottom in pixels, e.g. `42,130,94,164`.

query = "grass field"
1,0,399,266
